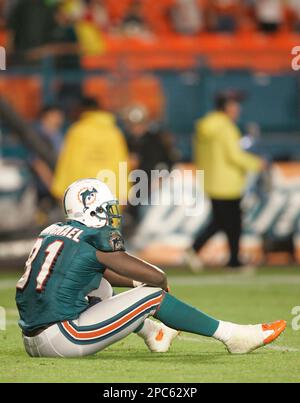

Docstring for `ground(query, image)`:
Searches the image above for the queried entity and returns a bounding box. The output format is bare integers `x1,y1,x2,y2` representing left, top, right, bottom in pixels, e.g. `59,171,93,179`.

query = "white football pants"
23,280,163,357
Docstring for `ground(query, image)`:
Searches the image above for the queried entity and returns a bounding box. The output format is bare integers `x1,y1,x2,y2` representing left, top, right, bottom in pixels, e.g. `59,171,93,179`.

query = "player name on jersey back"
40,223,83,243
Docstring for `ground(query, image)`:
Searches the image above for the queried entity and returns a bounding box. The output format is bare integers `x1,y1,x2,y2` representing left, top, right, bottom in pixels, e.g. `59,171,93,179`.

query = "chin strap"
90,211,108,225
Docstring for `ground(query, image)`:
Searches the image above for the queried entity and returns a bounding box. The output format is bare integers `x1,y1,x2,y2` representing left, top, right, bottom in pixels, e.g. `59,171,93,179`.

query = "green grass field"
0,268,299,383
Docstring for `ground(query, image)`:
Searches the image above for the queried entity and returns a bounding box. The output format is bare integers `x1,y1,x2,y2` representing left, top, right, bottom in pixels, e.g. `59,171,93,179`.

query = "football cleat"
143,322,179,353
225,320,286,354
262,320,287,345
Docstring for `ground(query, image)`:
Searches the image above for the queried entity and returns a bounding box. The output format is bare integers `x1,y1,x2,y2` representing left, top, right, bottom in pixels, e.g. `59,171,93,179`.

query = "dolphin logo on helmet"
79,187,98,212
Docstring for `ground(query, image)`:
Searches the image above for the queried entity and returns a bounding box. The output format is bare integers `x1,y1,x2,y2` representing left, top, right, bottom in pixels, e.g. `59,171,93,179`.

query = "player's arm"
222,127,263,172
103,268,135,288
96,250,168,290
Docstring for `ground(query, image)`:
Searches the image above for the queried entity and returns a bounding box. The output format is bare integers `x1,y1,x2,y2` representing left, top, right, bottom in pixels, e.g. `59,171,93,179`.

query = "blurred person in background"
51,97,129,203
288,0,300,32
1,0,83,122
84,0,109,32
50,1,83,120
184,91,265,272
125,105,179,177
76,0,107,55
55,0,107,57
254,0,284,33
170,0,203,35
30,105,65,204
7,0,57,58
120,0,152,38
124,105,180,224
49,2,82,68
0,0,18,19
51,1,107,119
0,0,9,28
34,105,65,155
206,0,241,33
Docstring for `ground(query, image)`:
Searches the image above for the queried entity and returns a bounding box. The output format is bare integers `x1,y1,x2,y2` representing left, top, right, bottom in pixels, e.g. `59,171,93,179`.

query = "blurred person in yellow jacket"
185,92,266,271
51,97,129,203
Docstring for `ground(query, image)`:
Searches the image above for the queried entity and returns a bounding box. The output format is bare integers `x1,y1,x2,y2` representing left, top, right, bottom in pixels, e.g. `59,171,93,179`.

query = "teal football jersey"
16,220,125,333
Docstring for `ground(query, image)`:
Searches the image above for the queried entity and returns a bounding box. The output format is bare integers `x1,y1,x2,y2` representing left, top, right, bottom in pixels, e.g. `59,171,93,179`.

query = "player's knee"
137,285,165,298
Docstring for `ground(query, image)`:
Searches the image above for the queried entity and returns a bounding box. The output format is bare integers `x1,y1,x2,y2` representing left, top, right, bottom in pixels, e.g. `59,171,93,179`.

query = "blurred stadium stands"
0,0,300,268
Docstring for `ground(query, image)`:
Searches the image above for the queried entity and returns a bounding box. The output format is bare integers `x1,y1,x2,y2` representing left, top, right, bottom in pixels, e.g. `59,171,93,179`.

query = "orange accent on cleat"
262,320,287,345
155,329,164,342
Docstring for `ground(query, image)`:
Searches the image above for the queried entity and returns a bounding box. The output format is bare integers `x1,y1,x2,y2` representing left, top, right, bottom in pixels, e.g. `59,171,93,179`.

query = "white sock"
213,321,237,343
136,318,156,339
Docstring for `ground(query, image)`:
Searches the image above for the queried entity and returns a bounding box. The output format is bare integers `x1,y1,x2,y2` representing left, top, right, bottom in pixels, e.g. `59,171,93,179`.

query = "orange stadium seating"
0,77,41,119
1,0,300,119
83,75,164,119
82,31,300,73
83,76,115,111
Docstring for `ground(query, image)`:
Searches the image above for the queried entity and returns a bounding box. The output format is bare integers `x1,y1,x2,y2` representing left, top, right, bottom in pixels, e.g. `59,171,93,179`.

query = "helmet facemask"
91,200,122,229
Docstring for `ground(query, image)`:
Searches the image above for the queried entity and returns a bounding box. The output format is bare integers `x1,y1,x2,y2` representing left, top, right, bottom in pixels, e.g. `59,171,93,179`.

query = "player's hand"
133,280,144,288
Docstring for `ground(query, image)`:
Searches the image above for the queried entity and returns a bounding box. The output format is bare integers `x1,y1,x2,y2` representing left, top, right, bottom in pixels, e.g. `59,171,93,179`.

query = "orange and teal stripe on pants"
58,290,163,345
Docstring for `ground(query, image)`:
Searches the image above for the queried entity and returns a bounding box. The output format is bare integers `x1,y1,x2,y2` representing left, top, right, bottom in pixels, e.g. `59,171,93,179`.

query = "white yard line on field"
178,335,299,353
170,274,300,287
265,345,299,353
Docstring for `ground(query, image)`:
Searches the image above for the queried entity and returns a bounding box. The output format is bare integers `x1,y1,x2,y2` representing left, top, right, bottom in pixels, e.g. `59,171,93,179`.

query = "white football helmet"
63,178,121,228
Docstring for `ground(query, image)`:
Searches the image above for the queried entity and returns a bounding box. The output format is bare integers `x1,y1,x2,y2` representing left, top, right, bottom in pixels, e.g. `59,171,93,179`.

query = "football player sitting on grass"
16,178,286,357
